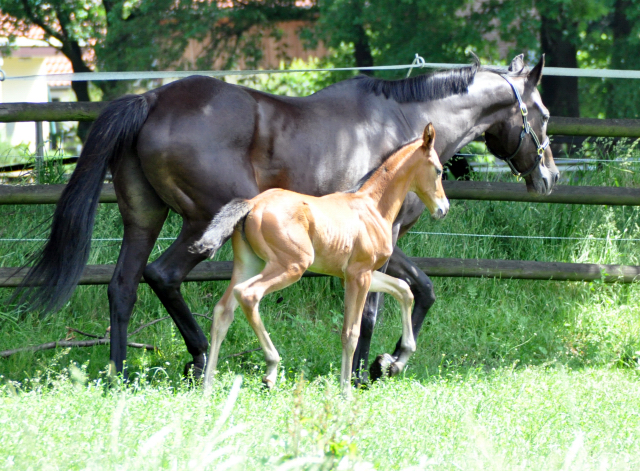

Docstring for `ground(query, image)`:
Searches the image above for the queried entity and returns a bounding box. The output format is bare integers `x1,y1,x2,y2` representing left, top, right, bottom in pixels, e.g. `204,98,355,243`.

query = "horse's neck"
401,71,518,161
357,142,421,224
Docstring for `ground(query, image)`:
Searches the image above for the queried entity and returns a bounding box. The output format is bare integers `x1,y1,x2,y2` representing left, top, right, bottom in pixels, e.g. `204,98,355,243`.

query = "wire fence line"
4,62,640,83
3,233,640,244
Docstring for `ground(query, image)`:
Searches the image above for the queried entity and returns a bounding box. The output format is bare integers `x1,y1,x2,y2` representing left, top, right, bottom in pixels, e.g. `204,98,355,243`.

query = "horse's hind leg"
109,151,169,375
369,271,416,377
143,220,212,377
234,259,307,388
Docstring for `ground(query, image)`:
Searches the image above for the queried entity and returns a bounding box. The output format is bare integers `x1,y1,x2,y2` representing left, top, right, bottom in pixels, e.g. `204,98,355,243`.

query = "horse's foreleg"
234,261,305,389
370,246,436,381
351,292,383,384
341,270,372,397
143,222,210,377
369,271,416,377
352,225,399,384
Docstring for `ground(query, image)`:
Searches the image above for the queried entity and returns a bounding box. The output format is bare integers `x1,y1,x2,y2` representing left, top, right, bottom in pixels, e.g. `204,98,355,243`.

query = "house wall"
0,53,50,151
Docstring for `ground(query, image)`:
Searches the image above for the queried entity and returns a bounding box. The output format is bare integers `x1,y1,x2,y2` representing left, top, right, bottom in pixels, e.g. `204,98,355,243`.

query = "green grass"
1,139,640,468
2,367,640,470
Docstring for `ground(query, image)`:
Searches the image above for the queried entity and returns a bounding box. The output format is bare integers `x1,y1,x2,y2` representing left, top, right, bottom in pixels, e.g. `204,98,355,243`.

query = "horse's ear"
508,54,525,73
423,123,435,148
526,54,545,89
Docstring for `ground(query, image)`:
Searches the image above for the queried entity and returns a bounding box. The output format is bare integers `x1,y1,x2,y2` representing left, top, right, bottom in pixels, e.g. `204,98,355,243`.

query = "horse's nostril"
554,173,559,184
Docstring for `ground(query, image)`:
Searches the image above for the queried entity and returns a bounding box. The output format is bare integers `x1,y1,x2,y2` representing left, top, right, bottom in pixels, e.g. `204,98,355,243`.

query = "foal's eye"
436,168,443,177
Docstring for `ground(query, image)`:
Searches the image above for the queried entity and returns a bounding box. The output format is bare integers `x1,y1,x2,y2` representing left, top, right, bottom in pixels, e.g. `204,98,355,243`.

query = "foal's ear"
526,54,545,89
422,122,436,148
508,54,525,73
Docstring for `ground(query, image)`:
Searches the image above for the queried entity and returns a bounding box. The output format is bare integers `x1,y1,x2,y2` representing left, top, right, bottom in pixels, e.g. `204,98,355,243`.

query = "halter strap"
486,75,550,178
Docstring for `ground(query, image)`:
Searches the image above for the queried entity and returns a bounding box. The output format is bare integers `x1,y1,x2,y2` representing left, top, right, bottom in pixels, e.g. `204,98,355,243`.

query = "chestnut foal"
193,123,448,395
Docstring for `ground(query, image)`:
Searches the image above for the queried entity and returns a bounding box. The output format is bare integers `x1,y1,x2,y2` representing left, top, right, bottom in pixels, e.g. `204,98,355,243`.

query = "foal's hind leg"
204,234,264,391
369,271,416,377
234,260,307,388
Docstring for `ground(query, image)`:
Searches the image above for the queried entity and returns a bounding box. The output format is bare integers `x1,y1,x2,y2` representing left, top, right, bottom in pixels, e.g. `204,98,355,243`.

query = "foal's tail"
190,199,253,258
13,95,151,313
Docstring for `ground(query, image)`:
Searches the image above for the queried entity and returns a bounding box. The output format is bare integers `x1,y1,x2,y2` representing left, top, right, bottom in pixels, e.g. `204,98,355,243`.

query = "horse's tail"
191,199,253,258
14,94,151,313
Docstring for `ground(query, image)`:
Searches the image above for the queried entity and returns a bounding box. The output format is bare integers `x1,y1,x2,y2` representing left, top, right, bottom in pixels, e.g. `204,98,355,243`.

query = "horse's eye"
436,168,442,177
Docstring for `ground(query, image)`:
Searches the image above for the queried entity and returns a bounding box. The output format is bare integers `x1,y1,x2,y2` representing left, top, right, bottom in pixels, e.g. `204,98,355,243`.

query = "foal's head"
412,123,449,220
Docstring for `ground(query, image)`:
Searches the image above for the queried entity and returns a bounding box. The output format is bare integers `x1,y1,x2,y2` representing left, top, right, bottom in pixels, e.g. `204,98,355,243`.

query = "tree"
309,0,498,77
0,1,316,103
605,0,640,118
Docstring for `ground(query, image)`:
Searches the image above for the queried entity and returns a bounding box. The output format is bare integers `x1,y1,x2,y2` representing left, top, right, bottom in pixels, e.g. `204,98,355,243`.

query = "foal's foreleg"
370,246,436,381
369,271,416,376
341,270,372,396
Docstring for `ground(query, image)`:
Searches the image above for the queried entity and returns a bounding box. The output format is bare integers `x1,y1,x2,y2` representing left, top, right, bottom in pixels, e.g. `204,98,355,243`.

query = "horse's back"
134,76,261,220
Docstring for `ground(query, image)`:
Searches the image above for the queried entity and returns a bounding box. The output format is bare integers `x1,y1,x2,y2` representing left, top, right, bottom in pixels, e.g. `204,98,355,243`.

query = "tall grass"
2,139,640,468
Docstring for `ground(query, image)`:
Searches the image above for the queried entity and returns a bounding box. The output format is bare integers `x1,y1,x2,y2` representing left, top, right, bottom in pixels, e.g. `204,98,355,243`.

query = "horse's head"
484,55,559,195
414,123,449,219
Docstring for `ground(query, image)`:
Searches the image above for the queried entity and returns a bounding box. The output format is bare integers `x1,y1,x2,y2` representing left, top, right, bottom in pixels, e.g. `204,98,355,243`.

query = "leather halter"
485,75,550,178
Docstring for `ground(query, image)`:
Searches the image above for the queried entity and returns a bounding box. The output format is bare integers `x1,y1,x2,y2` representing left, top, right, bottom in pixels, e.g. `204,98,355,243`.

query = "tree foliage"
1,0,640,118
0,0,316,100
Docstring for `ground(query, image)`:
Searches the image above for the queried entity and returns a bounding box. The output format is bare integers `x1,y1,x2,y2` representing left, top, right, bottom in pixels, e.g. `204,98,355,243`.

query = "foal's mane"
344,137,421,194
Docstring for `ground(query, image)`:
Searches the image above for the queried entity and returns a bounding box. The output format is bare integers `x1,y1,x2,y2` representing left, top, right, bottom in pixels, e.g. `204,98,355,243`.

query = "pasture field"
1,138,640,469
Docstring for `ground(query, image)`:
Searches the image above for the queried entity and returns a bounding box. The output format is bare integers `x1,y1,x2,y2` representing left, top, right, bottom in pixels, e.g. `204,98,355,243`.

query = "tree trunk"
540,15,580,117
353,24,374,75
63,42,94,142
606,0,640,118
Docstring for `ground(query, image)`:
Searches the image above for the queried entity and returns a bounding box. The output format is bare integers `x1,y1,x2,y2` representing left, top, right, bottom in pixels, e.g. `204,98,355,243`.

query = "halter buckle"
520,103,528,116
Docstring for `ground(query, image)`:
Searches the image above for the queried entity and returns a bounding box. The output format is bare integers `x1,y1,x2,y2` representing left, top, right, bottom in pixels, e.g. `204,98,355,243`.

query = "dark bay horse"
193,124,446,395
16,54,558,380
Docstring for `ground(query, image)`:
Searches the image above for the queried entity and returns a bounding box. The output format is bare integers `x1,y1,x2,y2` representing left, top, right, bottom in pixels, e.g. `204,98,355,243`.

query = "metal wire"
4,63,640,82
2,233,640,243
406,231,640,242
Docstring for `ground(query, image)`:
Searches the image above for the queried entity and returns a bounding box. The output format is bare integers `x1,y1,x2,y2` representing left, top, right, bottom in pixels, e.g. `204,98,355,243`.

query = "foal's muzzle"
431,198,450,219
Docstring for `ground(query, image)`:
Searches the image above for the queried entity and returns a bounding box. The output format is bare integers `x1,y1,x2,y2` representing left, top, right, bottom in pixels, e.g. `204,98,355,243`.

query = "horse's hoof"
183,361,204,382
369,353,395,382
262,378,275,390
388,362,401,377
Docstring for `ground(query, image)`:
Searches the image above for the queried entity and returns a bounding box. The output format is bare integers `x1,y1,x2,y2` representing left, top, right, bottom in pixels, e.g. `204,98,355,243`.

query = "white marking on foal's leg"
369,271,416,376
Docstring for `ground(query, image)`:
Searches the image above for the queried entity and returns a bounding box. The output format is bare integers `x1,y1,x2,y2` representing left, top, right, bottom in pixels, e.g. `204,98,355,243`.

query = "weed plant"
1,139,640,468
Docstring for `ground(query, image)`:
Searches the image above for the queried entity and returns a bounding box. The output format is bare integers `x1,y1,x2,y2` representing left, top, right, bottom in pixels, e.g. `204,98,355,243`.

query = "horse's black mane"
344,138,421,193
354,60,479,103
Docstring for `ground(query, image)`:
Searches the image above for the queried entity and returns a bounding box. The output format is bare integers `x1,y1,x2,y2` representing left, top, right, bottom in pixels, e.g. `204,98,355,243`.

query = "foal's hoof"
262,378,275,390
183,361,204,382
369,353,396,381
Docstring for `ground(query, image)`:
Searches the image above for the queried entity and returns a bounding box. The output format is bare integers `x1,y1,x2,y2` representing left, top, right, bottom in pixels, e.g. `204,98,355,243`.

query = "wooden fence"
2,102,640,137
1,102,640,287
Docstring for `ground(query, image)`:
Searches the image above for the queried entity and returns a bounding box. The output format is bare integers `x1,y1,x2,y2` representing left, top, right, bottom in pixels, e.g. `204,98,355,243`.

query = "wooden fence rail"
1,102,640,137
3,181,640,206
2,102,640,286
2,258,639,287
